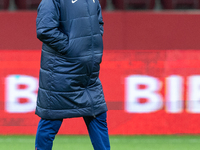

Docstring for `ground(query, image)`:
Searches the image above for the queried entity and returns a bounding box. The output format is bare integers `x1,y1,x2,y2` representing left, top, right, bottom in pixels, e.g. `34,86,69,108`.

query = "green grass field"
0,135,200,150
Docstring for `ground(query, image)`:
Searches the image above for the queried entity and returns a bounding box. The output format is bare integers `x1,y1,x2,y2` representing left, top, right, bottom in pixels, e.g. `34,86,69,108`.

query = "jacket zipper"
86,0,95,117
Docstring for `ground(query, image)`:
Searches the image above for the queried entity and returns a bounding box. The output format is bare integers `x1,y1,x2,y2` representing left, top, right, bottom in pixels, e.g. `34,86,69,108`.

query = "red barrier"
1,11,200,50
1,49,200,135
1,11,200,135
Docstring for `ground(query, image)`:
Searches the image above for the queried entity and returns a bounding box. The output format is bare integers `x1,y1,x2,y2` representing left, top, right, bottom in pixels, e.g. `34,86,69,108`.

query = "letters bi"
125,75,200,113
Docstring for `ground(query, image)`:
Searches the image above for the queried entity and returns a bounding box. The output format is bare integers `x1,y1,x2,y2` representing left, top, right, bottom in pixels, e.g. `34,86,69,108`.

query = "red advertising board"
1,49,200,135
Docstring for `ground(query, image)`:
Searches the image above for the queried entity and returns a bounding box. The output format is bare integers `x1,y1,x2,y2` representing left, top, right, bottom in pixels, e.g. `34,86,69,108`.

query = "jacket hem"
35,103,108,119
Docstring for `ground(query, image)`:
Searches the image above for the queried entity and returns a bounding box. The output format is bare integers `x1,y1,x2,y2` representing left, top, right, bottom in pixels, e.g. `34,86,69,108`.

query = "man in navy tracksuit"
35,0,110,149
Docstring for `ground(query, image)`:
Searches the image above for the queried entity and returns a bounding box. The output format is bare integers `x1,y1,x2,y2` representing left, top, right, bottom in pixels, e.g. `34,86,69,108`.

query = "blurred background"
1,0,200,144
2,0,200,11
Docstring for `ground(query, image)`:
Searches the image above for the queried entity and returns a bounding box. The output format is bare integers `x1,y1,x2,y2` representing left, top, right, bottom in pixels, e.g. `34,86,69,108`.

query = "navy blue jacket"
35,0,107,119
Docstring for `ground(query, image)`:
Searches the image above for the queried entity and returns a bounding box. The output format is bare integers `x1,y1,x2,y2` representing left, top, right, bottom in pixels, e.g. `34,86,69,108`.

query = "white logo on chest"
72,0,78,3
72,0,95,3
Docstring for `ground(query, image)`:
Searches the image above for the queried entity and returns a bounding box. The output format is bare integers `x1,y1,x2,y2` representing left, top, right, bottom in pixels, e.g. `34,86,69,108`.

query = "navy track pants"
35,112,110,150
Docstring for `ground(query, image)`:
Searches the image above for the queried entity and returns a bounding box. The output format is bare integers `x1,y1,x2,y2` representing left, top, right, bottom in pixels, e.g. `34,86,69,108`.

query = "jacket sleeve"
97,2,104,36
36,0,68,54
